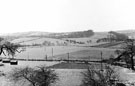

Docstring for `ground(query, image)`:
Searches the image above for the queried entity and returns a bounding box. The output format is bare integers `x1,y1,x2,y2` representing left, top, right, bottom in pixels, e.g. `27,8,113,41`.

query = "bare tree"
34,66,58,86
81,65,120,86
9,66,58,86
0,40,21,57
114,39,135,70
9,66,36,86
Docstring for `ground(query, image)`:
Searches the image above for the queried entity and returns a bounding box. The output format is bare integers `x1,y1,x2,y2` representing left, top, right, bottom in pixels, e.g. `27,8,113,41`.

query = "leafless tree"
9,66,58,86
34,66,58,86
81,65,120,86
0,39,21,57
114,39,135,70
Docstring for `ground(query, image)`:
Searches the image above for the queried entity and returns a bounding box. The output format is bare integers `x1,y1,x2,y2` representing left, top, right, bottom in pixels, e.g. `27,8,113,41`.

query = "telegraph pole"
100,51,103,71
27,52,29,60
67,53,69,63
52,48,53,57
44,47,46,51
45,55,47,60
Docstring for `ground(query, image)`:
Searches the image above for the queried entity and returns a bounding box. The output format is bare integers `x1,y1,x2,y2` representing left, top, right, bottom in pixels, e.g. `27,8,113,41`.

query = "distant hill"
1,31,50,37
1,30,94,39
117,30,135,39
1,29,135,45
94,30,135,40
47,30,94,38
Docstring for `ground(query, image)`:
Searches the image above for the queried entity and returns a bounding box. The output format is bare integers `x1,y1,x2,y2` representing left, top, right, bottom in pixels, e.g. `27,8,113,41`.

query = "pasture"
0,61,133,86
0,61,85,86
8,46,116,61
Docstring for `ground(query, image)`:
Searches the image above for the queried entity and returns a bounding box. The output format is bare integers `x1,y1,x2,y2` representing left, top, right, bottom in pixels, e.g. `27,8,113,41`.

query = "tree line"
97,31,129,43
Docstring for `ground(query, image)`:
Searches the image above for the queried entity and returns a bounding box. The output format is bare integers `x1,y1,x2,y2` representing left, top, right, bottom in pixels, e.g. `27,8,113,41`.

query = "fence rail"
0,57,102,63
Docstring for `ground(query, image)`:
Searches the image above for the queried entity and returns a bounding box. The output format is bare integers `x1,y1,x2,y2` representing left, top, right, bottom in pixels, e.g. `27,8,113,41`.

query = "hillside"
117,30,135,38
1,30,94,39
10,32,108,46
11,37,68,46
2,29,135,48
49,30,94,38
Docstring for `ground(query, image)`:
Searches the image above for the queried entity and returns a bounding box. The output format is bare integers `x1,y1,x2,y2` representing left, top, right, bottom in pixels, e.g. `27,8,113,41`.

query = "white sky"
0,0,135,34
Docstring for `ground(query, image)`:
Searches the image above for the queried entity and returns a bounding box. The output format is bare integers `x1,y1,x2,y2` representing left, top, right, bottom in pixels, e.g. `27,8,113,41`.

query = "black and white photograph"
0,0,135,86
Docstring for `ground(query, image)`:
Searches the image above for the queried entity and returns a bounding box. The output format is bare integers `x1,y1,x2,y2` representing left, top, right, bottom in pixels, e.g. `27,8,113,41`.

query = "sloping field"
0,45,116,60
52,47,116,60
20,38,66,45
89,32,108,42
7,46,116,61
11,37,69,46
10,32,109,46
11,37,40,44
64,32,108,46
13,46,92,59
91,41,124,48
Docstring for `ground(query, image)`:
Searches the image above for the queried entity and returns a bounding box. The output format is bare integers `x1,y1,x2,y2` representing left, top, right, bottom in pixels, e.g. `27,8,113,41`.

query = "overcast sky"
0,0,135,34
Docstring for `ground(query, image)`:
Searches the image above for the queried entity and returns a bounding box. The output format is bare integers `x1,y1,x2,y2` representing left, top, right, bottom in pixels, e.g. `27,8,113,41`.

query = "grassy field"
49,62,90,69
54,69,84,86
1,46,116,61
0,61,107,86
52,48,116,60
0,62,133,86
0,61,59,73
0,61,84,86
14,46,92,59
0,69,84,86
11,37,40,44
0,61,60,86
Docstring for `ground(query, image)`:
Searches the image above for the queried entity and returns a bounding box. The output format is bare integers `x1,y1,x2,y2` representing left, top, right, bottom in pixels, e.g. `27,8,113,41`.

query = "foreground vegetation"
81,65,121,86
9,65,58,86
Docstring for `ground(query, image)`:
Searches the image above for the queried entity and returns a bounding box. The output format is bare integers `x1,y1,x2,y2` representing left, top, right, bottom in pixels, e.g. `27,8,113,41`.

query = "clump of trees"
97,31,128,43
67,30,94,38
48,30,94,38
81,65,122,86
42,41,55,46
8,66,58,86
65,39,85,44
42,40,68,46
108,31,128,41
